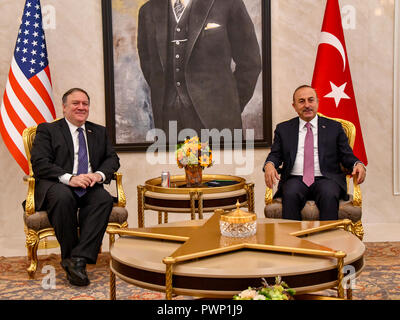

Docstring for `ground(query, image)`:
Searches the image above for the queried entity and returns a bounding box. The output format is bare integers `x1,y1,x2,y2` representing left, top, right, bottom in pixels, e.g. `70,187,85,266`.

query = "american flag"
0,0,56,174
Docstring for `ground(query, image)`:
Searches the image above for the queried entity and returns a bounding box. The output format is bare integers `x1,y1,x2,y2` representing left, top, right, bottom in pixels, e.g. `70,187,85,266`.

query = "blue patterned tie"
75,127,88,197
174,0,185,20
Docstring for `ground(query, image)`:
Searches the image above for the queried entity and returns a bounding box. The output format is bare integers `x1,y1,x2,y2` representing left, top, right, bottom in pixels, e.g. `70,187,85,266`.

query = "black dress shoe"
60,257,90,286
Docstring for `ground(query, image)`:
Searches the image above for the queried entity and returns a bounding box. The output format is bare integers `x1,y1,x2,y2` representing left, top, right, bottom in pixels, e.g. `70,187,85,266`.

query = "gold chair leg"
26,230,39,278
110,268,116,300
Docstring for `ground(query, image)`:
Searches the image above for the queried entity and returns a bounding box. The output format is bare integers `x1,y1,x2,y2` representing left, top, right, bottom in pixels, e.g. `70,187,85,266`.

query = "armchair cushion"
24,206,128,232
23,211,52,231
109,206,129,225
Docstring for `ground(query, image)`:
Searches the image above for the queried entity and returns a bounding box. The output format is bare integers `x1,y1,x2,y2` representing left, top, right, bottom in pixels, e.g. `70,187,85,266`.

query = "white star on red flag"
324,82,351,108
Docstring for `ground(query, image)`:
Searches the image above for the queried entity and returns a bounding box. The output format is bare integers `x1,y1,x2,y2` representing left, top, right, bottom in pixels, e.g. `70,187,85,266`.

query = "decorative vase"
184,165,203,187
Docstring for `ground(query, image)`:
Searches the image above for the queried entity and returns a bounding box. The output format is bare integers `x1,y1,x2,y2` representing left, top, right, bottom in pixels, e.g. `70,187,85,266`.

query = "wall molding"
394,1,400,195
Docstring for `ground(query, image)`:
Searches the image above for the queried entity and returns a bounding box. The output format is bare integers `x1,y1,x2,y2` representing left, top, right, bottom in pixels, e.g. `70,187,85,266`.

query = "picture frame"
102,0,272,151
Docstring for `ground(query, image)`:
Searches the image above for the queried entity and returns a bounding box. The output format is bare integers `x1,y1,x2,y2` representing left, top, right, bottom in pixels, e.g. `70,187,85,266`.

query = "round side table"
137,174,254,227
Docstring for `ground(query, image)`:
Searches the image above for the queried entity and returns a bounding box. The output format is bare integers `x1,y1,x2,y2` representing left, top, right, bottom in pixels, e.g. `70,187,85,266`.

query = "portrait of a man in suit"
137,0,262,137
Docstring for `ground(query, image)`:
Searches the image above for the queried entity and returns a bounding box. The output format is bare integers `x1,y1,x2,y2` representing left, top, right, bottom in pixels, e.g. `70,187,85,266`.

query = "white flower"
253,294,267,300
238,288,258,299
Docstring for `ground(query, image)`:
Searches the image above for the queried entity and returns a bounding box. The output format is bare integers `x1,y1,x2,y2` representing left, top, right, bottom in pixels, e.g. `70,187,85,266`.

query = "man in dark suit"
30,88,120,286
263,85,366,221
137,0,261,135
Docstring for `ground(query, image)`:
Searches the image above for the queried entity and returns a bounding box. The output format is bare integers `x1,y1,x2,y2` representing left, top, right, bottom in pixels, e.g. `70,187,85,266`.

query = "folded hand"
69,173,102,188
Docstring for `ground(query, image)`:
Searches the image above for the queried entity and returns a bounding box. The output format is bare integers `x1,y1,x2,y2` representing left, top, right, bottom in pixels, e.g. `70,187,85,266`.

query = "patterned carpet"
0,242,399,300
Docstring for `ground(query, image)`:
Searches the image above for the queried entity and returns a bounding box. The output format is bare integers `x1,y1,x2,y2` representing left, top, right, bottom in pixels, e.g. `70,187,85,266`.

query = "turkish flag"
312,0,368,165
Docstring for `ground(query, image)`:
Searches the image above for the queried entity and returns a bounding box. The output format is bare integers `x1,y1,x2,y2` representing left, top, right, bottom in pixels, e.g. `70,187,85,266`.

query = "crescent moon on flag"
318,31,346,72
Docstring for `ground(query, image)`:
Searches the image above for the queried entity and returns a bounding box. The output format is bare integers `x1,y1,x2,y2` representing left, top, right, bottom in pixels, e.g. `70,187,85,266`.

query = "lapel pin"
87,129,93,133
322,125,326,129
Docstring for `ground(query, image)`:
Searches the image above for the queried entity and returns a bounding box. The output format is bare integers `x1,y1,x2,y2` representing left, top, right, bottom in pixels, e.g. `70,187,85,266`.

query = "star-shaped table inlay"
110,212,353,299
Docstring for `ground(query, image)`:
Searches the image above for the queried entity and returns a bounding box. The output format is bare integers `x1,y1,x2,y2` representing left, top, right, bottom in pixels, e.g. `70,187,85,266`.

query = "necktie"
75,127,88,197
174,0,185,20
303,122,314,187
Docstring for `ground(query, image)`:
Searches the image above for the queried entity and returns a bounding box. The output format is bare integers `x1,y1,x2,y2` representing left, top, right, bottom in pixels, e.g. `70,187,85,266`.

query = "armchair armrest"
25,176,36,215
265,187,274,205
113,172,126,207
351,174,362,207
24,172,127,215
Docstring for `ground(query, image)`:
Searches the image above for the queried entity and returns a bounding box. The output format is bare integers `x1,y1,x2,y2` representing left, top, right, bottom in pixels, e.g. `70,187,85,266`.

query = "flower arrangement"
233,277,296,300
176,136,212,168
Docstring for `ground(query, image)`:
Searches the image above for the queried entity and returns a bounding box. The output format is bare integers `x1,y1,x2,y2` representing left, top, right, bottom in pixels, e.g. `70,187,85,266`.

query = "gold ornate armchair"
22,124,128,278
264,114,364,240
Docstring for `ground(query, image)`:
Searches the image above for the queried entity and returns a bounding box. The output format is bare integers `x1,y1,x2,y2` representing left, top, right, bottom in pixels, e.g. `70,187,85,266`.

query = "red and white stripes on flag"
0,0,56,175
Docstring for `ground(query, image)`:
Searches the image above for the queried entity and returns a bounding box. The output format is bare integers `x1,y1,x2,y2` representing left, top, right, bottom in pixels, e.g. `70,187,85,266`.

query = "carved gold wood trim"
25,177,36,215
244,182,255,212
265,187,273,205
350,220,364,241
113,172,126,207
22,126,37,177
352,176,362,207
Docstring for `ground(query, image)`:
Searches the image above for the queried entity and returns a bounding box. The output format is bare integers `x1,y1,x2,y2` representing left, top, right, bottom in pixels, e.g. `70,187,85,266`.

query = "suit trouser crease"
281,176,341,221
45,183,113,264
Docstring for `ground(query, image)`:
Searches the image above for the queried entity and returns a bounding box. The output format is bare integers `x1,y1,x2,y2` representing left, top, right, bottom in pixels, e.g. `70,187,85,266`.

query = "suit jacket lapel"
152,0,168,71
85,122,96,167
289,118,299,168
317,116,327,165
185,0,214,67
59,118,74,170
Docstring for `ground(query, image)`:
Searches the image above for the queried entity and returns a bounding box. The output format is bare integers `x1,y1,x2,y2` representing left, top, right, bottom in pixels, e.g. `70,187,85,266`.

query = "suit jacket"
137,0,261,130
264,116,360,196
30,118,120,210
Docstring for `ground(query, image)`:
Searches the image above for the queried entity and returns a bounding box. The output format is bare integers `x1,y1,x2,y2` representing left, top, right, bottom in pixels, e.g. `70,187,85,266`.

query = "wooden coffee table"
108,216,365,300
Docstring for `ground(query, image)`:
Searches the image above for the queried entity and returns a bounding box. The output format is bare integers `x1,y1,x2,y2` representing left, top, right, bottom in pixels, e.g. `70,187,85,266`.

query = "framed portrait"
102,0,272,151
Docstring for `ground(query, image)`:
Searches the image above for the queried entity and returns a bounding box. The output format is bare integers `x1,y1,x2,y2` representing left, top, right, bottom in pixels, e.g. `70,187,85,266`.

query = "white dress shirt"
290,115,323,177
58,119,105,185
